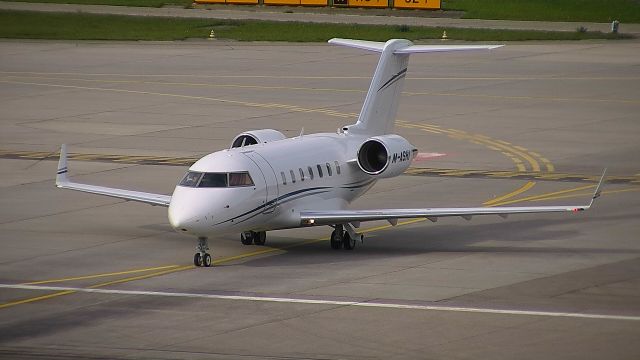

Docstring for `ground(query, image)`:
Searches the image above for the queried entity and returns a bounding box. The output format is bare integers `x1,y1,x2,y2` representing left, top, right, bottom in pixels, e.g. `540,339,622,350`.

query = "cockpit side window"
179,171,202,187
179,171,254,188
199,173,228,188
229,172,254,187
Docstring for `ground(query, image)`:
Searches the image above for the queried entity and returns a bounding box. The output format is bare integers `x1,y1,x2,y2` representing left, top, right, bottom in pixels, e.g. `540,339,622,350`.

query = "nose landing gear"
194,237,212,267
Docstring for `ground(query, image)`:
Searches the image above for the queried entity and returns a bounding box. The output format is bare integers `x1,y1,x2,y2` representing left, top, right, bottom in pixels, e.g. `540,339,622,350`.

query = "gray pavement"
0,40,639,359
1,0,640,35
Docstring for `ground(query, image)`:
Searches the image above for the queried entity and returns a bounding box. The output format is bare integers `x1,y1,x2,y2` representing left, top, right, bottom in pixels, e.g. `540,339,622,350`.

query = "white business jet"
56,38,604,267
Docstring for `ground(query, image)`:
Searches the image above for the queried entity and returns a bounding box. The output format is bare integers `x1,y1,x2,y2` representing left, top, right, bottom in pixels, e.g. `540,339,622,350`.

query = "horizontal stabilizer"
395,44,504,54
329,38,503,55
327,38,386,52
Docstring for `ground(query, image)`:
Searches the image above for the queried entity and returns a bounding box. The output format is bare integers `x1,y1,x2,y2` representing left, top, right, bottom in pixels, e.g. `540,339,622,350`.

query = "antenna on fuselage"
299,128,304,138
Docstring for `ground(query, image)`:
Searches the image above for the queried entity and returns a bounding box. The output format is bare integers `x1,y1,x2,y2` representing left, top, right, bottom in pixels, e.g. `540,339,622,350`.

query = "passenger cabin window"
316,164,323,178
308,166,314,180
281,171,287,185
299,168,305,181
228,172,254,187
326,163,332,176
179,171,254,188
290,169,296,183
335,161,341,175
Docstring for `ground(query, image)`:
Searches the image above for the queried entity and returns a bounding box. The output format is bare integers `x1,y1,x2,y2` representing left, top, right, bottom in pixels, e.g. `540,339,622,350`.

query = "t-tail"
328,39,503,136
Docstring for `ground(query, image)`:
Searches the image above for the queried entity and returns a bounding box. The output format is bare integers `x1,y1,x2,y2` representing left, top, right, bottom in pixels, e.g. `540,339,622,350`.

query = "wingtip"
56,144,68,186
588,168,607,207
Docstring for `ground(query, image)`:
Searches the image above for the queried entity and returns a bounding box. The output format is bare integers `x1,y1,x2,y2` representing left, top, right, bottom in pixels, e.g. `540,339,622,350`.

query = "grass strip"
445,0,640,23
0,10,632,41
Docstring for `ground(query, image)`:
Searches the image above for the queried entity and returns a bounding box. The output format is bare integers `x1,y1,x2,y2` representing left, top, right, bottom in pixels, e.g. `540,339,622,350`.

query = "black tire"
343,232,356,250
203,253,212,267
241,232,253,245
193,253,203,267
330,230,342,250
254,231,266,246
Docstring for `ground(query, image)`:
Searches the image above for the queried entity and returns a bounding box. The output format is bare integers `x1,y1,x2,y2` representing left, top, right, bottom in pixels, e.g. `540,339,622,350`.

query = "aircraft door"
242,151,279,214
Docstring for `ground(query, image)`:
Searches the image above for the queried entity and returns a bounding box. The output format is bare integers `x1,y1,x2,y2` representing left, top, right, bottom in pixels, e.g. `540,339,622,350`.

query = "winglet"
56,144,69,186
588,168,607,208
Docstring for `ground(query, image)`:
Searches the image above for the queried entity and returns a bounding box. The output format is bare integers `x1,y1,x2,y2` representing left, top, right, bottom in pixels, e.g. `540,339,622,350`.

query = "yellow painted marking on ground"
447,128,468,134
484,181,536,206
87,265,195,289
489,184,596,207
475,137,541,172
529,187,640,202
397,123,442,134
410,124,542,173
403,122,544,173
0,266,194,309
0,80,349,120
0,290,76,310
24,265,182,285
3,75,366,95
0,218,426,310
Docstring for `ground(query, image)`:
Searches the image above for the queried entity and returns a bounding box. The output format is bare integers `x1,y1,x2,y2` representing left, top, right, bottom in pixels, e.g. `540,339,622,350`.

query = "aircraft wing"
301,171,605,226
55,145,171,207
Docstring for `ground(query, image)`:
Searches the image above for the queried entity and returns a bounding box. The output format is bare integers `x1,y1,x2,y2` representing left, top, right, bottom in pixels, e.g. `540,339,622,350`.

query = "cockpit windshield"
179,171,254,188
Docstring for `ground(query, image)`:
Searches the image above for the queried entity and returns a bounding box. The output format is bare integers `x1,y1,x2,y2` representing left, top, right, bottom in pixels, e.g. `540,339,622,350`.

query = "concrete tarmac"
0,40,639,359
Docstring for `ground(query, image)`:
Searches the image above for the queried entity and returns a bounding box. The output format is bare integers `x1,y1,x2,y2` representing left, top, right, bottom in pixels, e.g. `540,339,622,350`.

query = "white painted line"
2,283,639,321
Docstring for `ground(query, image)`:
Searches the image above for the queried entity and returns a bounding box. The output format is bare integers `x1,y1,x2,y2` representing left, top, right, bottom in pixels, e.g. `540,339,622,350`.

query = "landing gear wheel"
330,230,343,250
254,231,267,246
342,232,356,250
203,253,212,267
193,253,203,267
241,232,254,245
194,237,210,267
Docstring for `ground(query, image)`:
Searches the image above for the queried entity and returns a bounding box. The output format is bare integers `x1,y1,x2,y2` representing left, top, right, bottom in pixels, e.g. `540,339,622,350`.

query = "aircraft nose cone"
168,192,203,234
168,205,190,232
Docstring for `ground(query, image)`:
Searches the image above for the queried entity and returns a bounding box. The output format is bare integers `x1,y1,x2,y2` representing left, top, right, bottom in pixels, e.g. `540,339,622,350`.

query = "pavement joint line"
1,284,638,322
2,74,554,173
2,72,640,81
4,150,636,184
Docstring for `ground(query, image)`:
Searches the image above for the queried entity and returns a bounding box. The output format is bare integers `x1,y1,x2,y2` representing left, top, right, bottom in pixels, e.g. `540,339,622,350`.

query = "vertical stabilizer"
332,39,412,136
328,38,502,136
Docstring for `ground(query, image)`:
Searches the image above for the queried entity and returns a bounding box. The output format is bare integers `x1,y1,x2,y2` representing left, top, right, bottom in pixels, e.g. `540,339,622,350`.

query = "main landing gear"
240,231,267,246
330,224,360,250
194,237,212,267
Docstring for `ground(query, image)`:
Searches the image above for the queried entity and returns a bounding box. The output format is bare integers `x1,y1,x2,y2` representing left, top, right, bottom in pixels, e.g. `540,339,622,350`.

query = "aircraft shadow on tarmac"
238,213,640,268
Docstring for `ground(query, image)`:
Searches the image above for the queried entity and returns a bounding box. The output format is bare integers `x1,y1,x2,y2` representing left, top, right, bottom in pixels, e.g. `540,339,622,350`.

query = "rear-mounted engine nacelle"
231,129,286,148
357,135,416,178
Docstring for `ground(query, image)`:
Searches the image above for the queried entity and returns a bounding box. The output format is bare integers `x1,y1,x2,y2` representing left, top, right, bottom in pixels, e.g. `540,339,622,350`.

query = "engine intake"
357,135,416,178
231,129,286,148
